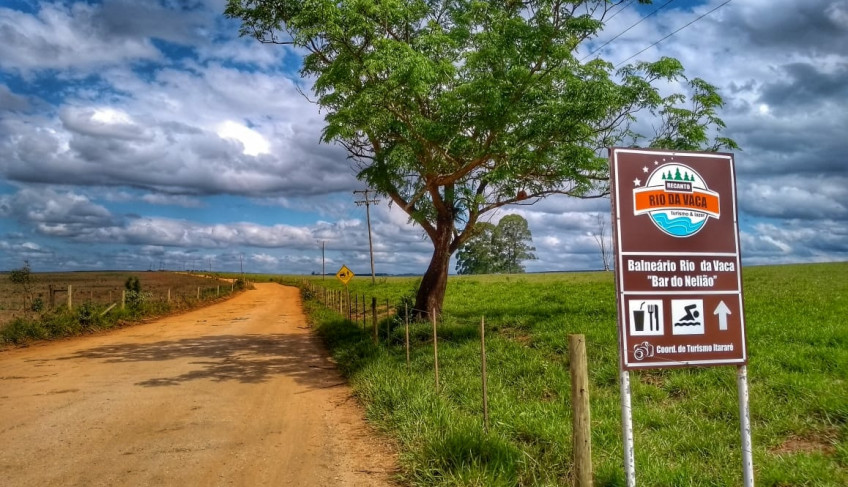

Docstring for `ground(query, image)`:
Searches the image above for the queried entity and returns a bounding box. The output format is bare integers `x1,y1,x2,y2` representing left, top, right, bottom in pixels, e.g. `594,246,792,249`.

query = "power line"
615,0,734,68
580,0,678,62
605,0,637,23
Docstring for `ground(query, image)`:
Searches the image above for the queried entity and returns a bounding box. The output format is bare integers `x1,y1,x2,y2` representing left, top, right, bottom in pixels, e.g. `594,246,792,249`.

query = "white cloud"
250,253,279,266
0,0,846,273
216,120,271,156
0,2,160,73
137,194,199,208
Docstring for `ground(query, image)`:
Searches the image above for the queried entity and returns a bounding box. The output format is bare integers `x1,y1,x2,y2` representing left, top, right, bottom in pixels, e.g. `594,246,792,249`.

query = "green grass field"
292,262,847,486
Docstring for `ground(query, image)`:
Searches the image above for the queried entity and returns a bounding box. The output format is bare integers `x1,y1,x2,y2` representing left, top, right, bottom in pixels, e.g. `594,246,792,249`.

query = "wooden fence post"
371,297,378,344
362,295,366,329
168,288,171,303
432,308,439,392
122,290,126,310
570,334,593,487
405,303,410,372
67,284,72,309
197,287,200,300
481,316,489,433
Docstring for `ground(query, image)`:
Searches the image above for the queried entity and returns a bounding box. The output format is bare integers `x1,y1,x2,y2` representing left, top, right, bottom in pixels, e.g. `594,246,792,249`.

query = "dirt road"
0,284,397,486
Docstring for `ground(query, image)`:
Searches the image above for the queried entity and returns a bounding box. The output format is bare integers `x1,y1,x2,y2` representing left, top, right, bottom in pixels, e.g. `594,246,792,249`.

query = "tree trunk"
413,229,453,320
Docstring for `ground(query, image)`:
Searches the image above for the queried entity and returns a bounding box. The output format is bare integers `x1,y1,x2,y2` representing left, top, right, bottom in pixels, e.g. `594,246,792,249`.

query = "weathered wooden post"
432,309,439,392
371,297,378,344
197,287,200,300
570,334,593,487
121,289,126,310
67,284,72,309
168,288,171,303
386,298,391,342
481,316,489,433
405,303,410,372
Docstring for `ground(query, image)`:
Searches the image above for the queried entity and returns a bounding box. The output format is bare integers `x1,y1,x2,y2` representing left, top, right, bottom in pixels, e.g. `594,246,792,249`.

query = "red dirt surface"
0,284,398,486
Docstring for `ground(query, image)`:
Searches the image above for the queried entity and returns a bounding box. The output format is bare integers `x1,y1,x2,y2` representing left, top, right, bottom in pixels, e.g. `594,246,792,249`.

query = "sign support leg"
737,365,754,487
620,369,636,487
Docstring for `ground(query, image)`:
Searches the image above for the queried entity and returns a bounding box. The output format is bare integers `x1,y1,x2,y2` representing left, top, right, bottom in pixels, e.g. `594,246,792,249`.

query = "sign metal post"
609,148,752,486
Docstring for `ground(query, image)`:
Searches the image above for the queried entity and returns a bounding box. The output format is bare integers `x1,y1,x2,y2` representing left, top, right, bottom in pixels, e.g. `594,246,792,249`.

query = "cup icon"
633,309,645,332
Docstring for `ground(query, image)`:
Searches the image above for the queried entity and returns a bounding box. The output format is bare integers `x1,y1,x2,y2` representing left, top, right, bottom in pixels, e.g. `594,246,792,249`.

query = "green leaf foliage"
227,0,738,313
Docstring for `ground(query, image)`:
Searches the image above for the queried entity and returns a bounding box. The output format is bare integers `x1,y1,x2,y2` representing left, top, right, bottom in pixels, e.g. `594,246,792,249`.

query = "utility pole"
320,241,325,280
354,189,380,284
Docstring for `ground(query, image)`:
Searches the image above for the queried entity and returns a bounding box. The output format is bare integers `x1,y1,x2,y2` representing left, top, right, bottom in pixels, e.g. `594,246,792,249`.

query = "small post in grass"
481,316,489,433
570,334,592,487
67,284,72,309
121,289,126,310
432,308,439,392
372,297,378,344
405,303,410,372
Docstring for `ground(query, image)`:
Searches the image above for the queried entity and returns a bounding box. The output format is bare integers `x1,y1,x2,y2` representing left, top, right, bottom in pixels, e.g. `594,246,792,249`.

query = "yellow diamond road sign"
336,265,354,285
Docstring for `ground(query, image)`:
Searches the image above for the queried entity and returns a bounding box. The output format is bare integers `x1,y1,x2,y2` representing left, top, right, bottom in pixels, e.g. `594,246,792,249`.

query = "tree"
8,261,35,310
493,214,536,274
455,222,497,275
227,0,738,318
591,212,612,271
456,215,536,274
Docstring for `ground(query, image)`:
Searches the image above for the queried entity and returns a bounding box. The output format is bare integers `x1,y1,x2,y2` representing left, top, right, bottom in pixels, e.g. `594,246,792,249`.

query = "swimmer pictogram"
671,299,704,335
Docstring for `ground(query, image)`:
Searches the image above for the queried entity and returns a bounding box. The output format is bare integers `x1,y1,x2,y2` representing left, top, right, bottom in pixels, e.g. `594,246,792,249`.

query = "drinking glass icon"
633,307,645,332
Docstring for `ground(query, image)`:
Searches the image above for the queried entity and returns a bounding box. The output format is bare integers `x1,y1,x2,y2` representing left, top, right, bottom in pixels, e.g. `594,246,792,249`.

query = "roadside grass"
0,272,247,345
294,262,848,486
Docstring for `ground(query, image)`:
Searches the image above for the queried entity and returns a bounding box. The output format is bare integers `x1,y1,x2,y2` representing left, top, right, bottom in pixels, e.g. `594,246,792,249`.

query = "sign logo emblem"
633,163,720,237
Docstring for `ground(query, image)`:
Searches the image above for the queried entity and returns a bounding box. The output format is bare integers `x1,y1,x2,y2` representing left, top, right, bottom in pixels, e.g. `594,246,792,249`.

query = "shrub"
31,297,44,313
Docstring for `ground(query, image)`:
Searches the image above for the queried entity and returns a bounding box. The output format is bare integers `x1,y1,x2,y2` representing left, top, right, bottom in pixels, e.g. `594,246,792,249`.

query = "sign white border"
611,148,747,369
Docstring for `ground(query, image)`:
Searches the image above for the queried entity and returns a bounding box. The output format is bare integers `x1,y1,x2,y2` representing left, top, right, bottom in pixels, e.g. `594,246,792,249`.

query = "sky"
0,0,846,275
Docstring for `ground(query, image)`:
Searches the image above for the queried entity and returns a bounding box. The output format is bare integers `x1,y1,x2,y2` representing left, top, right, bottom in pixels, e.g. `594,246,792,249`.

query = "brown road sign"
336,265,354,286
610,148,747,370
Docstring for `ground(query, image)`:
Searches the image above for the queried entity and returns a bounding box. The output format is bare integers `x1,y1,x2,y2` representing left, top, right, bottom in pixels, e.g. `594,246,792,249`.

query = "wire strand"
615,0,734,68
580,0,678,62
